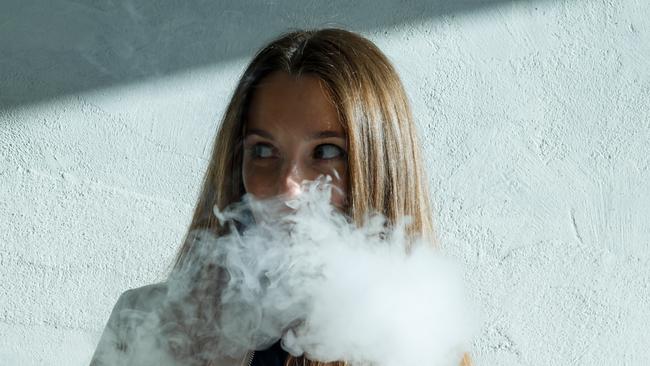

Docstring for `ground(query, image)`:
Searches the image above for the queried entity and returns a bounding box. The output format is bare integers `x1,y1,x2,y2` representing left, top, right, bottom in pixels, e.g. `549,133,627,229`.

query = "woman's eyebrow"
245,128,274,140
246,128,344,140
309,130,345,140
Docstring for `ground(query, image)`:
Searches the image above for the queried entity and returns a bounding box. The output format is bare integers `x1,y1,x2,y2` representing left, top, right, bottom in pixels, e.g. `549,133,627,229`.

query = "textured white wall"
1,0,649,365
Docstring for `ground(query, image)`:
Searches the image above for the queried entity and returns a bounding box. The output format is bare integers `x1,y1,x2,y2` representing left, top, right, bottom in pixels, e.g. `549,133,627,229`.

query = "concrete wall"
1,0,648,365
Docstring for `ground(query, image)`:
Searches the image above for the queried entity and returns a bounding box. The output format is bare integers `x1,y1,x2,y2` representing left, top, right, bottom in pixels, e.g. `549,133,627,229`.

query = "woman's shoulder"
111,282,168,313
92,282,246,366
90,282,171,365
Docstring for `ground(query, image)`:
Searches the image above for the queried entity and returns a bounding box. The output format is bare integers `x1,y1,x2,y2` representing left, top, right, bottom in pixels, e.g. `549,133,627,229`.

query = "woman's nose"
279,162,304,198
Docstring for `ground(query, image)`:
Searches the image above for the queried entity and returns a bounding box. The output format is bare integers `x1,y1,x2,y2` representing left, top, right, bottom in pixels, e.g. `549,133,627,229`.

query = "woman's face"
242,71,348,211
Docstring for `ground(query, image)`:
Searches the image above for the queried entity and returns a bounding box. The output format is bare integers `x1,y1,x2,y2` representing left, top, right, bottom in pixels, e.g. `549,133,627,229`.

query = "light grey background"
1,0,649,365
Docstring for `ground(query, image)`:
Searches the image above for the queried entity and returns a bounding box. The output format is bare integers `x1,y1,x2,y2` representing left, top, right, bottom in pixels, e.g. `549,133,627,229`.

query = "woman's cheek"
328,164,348,209
331,186,347,209
243,163,274,198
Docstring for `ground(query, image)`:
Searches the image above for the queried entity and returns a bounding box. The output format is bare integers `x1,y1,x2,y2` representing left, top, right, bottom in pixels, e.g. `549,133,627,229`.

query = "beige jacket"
89,283,254,366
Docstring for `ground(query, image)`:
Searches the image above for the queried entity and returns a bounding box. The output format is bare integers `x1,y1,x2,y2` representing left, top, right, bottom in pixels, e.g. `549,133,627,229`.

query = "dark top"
251,340,288,366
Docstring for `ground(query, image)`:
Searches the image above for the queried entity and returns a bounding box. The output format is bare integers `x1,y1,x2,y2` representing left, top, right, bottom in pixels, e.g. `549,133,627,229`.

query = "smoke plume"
92,176,477,366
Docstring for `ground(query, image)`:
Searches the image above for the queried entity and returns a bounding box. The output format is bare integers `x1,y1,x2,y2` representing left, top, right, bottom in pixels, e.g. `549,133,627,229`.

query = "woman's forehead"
247,72,344,135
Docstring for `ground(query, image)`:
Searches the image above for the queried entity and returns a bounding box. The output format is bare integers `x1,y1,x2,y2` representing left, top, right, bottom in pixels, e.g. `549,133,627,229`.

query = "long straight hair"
173,28,470,366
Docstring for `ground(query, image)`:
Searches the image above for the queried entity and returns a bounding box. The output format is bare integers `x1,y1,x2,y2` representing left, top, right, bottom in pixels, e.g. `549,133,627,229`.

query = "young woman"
91,28,472,366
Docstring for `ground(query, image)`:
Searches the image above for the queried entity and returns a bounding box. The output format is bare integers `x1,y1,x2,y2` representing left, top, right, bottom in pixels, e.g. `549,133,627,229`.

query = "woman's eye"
314,144,346,160
251,143,275,159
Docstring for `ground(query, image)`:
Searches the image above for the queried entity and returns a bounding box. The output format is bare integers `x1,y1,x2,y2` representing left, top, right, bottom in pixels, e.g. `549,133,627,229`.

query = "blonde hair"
174,28,470,366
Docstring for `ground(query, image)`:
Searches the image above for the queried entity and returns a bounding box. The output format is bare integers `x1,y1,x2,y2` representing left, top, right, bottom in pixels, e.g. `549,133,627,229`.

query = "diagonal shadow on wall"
0,0,543,109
